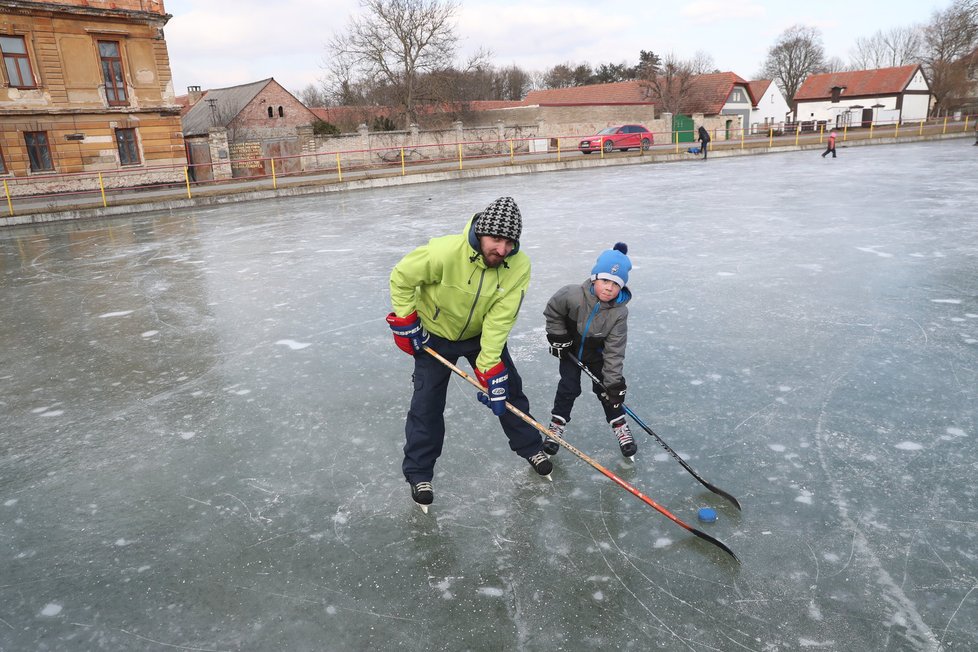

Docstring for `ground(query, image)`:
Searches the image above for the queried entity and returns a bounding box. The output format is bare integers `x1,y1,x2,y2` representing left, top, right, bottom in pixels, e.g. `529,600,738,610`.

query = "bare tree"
639,53,697,117
850,26,923,69
296,83,330,107
325,0,460,128
691,50,717,75
495,64,532,100
823,56,849,73
922,0,978,114
761,25,827,112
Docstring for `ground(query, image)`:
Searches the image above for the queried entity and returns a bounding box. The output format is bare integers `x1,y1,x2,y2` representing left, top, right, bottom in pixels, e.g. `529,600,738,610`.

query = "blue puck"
697,507,718,523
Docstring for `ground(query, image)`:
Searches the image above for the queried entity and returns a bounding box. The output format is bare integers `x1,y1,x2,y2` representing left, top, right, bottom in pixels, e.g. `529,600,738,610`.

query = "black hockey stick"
425,346,738,562
566,352,742,510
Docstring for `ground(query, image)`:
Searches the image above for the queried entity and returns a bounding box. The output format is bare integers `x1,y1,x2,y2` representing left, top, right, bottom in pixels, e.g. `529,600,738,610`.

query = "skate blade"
417,503,429,514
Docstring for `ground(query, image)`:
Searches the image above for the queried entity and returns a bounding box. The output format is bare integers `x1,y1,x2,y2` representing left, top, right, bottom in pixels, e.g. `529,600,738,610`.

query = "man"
386,197,552,511
697,125,711,160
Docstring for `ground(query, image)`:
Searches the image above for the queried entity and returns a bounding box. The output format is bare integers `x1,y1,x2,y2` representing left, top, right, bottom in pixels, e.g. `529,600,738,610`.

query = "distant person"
542,243,637,459
822,129,837,158
387,196,552,511
697,126,711,159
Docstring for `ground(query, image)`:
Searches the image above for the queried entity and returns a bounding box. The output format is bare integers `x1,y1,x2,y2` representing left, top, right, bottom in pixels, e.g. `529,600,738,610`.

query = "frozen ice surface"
1,140,976,650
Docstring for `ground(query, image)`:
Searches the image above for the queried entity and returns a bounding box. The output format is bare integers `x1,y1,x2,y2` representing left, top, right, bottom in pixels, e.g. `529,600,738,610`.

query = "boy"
542,242,636,458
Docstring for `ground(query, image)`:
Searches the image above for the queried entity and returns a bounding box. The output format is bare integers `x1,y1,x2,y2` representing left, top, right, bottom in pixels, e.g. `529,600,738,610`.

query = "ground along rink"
1,139,976,650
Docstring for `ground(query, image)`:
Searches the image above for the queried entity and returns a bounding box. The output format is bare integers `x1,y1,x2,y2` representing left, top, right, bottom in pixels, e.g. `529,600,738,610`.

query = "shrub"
312,119,339,136
372,116,397,132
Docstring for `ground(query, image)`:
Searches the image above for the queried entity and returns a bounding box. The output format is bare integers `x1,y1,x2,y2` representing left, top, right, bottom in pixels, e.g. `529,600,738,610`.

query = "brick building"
180,78,317,180
0,0,185,191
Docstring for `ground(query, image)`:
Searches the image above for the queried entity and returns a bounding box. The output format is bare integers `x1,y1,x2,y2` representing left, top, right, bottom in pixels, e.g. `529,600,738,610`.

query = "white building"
747,80,792,133
794,65,931,128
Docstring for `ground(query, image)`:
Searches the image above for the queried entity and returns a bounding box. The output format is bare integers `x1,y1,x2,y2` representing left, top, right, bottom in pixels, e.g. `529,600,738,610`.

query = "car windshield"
597,127,618,135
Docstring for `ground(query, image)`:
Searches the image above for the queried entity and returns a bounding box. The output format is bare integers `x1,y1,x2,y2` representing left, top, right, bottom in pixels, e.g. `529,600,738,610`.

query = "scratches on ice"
814,368,941,650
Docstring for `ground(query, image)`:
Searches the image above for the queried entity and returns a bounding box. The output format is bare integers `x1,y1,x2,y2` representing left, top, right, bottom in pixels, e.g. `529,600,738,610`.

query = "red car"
579,124,654,154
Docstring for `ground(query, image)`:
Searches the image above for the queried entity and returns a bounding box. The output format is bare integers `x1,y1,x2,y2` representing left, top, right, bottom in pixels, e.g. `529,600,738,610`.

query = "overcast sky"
163,0,944,97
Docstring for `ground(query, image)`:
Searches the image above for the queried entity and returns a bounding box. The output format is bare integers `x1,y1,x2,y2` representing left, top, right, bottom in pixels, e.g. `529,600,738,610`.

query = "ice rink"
1,139,976,650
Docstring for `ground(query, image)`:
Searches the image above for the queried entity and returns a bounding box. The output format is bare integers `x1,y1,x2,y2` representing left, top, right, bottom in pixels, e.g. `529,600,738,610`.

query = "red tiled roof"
523,81,651,105
467,100,525,111
682,72,754,114
747,80,772,106
794,65,922,101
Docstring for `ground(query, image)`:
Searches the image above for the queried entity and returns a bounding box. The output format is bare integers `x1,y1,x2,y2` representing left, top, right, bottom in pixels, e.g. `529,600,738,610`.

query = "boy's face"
593,279,621,302
478,235,515,268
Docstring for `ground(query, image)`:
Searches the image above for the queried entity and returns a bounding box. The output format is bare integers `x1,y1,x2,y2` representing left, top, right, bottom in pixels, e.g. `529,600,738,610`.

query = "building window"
98,40,128,106
25,132,54,172
267,106,273,118
115,128,140,165
0,35,37,88
278,106,284,117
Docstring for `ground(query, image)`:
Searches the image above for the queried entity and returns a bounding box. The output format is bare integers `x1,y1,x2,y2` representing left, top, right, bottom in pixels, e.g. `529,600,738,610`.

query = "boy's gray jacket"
543,279,631,384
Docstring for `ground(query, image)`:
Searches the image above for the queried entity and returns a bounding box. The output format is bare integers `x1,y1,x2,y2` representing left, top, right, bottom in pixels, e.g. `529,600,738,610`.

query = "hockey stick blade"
567,352,742,511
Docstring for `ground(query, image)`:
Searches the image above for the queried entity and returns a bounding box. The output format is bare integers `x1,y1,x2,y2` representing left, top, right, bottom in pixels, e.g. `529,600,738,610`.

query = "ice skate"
543,415,566,455
411,481,433,513
527,451,553,480
611,416,637,458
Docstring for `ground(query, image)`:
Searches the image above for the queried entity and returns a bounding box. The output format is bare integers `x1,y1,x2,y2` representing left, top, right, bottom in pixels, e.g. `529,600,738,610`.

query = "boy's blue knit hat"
590,242,631,287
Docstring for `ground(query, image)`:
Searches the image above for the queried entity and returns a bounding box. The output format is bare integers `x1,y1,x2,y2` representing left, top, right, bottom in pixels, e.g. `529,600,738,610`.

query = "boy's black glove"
600,380,627,410
547,333,573,359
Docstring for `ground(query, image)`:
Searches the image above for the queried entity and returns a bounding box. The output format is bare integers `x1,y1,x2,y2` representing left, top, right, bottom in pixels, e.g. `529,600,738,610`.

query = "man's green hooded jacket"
390,217,529,372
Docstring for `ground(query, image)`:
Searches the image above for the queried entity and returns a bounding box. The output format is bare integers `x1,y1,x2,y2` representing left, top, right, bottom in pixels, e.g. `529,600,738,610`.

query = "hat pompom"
613,242,628,255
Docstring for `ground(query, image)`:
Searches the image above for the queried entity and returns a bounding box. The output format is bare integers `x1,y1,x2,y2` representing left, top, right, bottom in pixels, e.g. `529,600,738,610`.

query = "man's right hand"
546,333,573,359
386,311,428,355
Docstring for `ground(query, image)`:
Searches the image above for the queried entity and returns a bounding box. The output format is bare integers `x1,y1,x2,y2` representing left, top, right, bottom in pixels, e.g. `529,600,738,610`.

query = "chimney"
188,85,203,106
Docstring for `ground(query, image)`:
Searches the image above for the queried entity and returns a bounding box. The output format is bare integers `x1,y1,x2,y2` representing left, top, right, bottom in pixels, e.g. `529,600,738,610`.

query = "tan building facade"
0,0,185,194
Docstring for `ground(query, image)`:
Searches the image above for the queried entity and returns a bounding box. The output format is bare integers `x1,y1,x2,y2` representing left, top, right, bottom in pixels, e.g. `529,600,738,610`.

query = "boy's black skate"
527,451,553,478
611,417,637,458
543,415,566,455
411,481,434,513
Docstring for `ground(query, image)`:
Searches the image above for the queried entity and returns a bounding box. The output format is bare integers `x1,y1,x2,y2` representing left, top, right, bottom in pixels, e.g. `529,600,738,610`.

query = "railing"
1,114,974,218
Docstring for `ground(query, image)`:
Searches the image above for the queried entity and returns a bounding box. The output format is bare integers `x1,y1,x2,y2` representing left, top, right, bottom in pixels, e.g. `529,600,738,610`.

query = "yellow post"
843,124,848,141
919,119,924,135
964,115,969,132
794,126,800,146
819,123,824,143
870,122,874,138
674,132,679,154
601,137,606,158
400,148,405,176
335,153,342,182
270,158,277,189
509,140,514,163
942,116,948,134
98,172,107,207
557,138,561,162
741,127,745,149
3,180,13,216
895,121,900,138
458,143,463,170
184,166,192,198
768,127,773,147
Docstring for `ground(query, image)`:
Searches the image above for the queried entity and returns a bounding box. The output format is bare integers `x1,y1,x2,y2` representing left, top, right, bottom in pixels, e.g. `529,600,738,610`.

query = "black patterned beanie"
474,197,522,243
